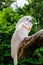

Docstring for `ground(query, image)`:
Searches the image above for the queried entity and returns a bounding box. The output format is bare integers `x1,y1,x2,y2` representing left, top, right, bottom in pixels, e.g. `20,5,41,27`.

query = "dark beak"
29,20,32,22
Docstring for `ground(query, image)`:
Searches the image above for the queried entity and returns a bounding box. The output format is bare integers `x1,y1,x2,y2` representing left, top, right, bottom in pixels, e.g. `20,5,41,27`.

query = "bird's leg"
13,53,18,65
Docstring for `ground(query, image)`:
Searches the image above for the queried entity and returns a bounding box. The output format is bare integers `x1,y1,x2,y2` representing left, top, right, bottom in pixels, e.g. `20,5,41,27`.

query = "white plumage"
11,16,32,65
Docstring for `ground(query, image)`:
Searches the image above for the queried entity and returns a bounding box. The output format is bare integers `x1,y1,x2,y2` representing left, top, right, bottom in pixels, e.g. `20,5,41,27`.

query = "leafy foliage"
18,47,43,65
0,7,23,65
0,0,15,10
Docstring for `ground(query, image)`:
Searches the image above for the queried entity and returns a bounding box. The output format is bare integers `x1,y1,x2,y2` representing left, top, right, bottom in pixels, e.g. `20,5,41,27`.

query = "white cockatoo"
11,16,32,65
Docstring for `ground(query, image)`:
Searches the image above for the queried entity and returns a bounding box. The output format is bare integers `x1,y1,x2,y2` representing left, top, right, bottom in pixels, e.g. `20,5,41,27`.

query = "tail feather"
13,54,18,65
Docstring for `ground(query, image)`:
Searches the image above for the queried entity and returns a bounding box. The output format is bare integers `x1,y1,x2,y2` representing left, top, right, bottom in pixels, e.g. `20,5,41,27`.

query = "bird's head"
16,16,32,32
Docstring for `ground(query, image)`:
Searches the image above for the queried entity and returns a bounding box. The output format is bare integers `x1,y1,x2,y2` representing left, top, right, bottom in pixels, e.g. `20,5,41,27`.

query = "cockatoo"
11,16,32,65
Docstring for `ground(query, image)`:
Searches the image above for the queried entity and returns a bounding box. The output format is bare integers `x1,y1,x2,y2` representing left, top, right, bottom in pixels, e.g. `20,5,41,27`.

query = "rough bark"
18,29,43,59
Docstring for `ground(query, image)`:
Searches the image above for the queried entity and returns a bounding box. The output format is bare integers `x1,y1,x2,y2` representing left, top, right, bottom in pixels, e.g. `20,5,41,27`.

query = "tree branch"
18,29,43,59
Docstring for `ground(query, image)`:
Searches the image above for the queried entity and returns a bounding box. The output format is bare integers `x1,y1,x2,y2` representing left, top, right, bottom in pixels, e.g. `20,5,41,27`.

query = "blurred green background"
0,0,43,65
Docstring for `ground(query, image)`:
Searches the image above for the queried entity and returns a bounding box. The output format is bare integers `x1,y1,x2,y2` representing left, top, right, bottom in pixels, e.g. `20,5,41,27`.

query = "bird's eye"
27,19,28,20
